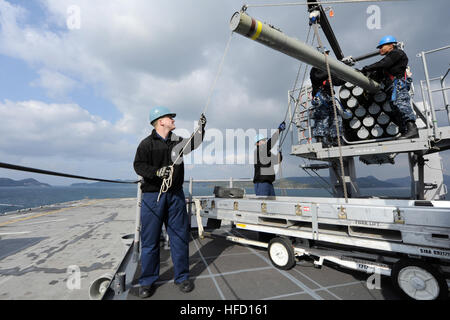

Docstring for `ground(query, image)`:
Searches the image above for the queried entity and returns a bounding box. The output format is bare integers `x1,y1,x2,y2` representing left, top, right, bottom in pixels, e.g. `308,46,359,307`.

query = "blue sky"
0,0,449,186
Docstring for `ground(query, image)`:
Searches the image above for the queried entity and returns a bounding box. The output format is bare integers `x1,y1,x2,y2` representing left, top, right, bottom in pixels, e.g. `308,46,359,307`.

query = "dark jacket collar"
151,129,171,141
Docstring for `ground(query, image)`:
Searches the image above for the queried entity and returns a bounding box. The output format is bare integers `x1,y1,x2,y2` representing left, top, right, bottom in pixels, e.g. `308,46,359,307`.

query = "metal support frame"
133,177,142,262
417,45,450,136
195,196,450,259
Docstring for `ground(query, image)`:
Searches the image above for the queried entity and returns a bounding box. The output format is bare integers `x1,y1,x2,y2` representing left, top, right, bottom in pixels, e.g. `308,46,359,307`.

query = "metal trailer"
192,195,450,300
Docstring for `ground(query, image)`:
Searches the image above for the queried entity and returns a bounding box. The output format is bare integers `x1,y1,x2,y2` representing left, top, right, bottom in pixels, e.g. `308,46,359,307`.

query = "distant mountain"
356,176,398,188
70,180,136,187
385,175,450,187
0,178,51,187
385,176,411,187
277,175,398,188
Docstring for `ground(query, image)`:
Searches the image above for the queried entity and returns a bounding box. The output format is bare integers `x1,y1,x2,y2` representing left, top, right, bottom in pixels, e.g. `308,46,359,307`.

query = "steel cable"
158,33,234,201
312,22,349,202
0,162,139,184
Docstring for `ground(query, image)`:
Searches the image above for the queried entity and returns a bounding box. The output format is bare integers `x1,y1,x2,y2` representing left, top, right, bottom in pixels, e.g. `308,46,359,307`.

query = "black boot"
139,285,155,299
402,121,419,139
176,279,194,293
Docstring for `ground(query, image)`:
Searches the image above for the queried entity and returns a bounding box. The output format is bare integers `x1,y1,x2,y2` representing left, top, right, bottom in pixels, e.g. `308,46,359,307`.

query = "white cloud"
0,99,136,161
30,69,78,98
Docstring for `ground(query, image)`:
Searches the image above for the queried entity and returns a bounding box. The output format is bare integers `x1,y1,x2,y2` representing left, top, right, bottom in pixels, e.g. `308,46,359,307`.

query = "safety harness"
386,71,408,102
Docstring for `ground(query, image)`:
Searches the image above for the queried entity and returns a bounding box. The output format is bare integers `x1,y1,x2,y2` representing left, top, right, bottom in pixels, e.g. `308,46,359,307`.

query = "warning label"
418,248,450,258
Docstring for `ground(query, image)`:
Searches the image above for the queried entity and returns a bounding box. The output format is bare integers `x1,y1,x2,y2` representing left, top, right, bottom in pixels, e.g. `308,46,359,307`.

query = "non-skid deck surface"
0,198,404,300
126,229,402,300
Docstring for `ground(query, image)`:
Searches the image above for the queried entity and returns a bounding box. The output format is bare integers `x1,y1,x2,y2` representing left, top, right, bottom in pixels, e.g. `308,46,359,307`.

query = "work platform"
291,127,450,160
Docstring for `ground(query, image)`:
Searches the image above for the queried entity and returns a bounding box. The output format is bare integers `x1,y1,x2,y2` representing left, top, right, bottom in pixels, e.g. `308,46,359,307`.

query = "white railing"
417,45,450,132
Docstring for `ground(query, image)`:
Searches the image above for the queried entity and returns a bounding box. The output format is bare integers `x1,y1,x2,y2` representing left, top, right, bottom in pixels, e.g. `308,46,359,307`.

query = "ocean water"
0,184,424,215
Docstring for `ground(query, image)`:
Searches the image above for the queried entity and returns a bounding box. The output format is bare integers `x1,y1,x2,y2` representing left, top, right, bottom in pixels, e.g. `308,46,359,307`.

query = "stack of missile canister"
338,82,400,141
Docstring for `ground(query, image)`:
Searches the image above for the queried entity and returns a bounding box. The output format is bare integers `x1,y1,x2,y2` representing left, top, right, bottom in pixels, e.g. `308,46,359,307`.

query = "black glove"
278,121,286,131
198,113,207,127
361,66,369,75
156,166,171,179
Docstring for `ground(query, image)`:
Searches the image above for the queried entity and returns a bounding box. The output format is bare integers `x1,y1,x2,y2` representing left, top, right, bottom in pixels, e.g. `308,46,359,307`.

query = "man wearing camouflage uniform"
310,67,346,147
362,35,418,139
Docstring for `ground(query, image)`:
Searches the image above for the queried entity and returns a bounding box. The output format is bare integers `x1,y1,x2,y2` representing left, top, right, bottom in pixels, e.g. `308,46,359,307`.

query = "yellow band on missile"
251,21,262,40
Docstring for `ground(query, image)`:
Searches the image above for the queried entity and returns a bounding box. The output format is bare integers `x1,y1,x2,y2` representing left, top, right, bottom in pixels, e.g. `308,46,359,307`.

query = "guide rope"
277,26,313,196
279,26,314,149
158,33,234,201
244,0,405,9
311,22,348,202
0,162,139,184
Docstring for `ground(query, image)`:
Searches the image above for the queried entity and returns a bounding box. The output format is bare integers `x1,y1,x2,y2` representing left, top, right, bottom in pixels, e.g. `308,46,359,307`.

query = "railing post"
188,177,193,217
440,76,450,125
420,80,432,140
420,51,438,139
229,177,233,188
133,176,142,262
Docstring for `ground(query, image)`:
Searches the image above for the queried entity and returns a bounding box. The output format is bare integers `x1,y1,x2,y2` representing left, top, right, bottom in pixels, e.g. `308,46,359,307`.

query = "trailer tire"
268,237,296,270
391,259,448,300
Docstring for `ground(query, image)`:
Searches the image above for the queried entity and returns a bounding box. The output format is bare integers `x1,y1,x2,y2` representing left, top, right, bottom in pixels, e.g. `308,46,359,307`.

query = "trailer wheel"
268,237,296,270
391,259,448,300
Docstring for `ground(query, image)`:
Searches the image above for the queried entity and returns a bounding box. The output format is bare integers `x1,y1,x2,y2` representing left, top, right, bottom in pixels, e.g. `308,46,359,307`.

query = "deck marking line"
262,290,306,300
191,235,225,300
19,218,67,226
230,230,323,300
0,231,31,236
292,267,343,300
313,280,365,291
155,266,273,285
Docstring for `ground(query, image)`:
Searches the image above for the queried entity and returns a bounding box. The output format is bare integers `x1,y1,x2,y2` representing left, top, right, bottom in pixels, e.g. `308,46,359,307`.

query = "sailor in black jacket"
253,122,285,196
362,35,418,138
133,106,206,298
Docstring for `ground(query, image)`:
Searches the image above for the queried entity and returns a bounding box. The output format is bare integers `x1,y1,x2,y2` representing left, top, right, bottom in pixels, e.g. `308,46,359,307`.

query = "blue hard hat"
149,106,176,124
377,35,397,49
254,134,267,144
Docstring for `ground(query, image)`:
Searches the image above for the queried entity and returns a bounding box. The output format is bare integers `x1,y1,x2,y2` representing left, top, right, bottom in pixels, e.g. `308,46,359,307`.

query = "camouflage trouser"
312,91,342,146
390,78,416,133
